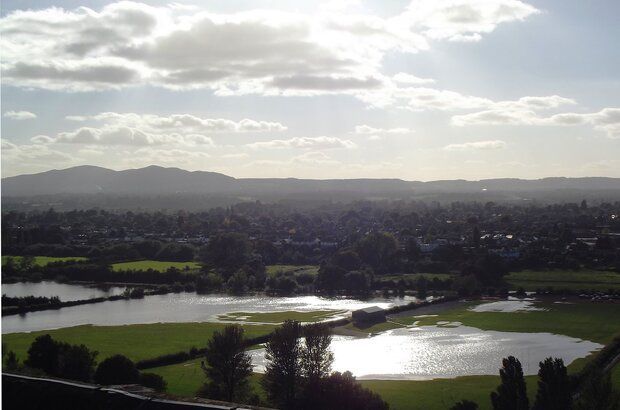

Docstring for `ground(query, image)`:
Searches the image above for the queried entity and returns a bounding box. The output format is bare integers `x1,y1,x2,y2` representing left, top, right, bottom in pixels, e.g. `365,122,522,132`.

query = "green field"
148,362,541,410
395,300,620,344
150,359,266,400
148,363,535,409
379,273,453,281
360,376,539,410
1,255,88,266
506,269,620,291
217,310,345,323
2,322,275,363
266,265,319,277
111,260,201,272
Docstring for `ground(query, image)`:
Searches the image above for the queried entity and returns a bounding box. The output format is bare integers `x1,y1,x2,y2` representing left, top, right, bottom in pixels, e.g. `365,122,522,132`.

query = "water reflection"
1,281,127,301
470,300,544,313
1,288,418,333
250,326,601,379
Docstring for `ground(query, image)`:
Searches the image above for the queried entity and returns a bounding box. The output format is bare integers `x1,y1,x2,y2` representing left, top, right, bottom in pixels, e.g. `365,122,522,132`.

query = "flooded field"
250,325,601,379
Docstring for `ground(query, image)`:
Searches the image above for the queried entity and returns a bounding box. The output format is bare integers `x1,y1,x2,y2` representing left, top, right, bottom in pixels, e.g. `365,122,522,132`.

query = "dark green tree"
490,356,529,410
533,358,571,410
301,323,333,382
24,335,97,382
140,372,167,392
199,233,250,273
199,325,253,402
355,232,399,274
262,320,303,409
25,334,60,375
94,355,140,385
5,350,19,371
574,370,620,410
135,240,163,259
310,371,389,410
59,344,98,382
330,249,362,271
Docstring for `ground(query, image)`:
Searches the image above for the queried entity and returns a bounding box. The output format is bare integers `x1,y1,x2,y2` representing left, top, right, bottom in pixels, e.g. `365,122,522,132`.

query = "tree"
301,323,333,382
343,270,373,294
140,372,167,392
490,356,529,410
155,243,195,261
199,325,253,402
25,334,61,375
330,250,362,271
59,344,98,382
574,370,620,410
416,275,428,299
19,255,35,271
472,227,481,248
5,350,19,371
316,263,346,292
199,233,250,273
226,269,249,294
451,400,479,410
135,240,162,259
94,355,140,385
262,320,303,409
297,323,335,409
307,371,389,410
356,232,399,274
24,335,97,382
533,358,571,410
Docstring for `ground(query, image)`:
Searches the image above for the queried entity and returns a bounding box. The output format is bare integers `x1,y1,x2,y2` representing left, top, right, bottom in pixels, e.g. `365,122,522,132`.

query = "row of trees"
4,335,166,392
200,322,388,409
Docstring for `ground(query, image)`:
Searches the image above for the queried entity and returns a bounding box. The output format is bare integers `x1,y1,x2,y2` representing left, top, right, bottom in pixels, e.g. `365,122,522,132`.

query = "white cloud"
452,104,620,139
392,72,435,85
66,112,286,133
221,152,250,159
246,151,339,168
247,136,357,150
444,140,506,151
400,0,540,42
24,112,288,147
2,139,75,163
0,1,538,94
51,126,215,147
4,110,37,120
354,125,414,134
549,108,620,138
358,84,493,110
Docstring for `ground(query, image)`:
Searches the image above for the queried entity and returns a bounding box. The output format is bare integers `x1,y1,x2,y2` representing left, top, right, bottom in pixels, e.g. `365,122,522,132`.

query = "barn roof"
354,306,384,314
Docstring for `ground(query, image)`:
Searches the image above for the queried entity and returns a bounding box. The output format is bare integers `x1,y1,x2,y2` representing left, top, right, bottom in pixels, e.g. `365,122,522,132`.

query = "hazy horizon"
3,163,620,183
2,0,619,180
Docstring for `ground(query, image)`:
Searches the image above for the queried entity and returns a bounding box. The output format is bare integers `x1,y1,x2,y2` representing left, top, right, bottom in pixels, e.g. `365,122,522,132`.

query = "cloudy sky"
1,0,619,180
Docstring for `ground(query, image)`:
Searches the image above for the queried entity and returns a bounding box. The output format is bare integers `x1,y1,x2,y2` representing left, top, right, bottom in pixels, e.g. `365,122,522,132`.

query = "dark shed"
351,306,386,324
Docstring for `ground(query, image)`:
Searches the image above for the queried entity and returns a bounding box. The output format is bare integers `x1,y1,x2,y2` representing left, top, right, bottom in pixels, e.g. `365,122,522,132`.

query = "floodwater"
1,283,418,333
250,325,602,380
469,299,545,313
2,281,127,301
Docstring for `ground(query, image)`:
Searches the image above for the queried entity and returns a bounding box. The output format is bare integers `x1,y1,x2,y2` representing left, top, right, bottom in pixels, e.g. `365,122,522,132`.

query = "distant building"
352,306,386,325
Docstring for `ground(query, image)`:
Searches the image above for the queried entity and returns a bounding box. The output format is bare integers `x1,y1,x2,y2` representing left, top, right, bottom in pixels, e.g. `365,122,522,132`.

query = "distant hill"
1,165,236,196
2,165,620,210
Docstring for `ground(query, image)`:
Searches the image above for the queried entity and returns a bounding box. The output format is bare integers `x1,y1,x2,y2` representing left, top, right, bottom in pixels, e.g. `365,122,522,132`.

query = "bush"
24,334,97,382
139,372,167,392
94,355,140,385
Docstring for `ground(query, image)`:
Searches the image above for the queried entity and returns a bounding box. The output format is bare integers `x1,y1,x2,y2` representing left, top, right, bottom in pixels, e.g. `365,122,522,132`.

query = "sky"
1,0,619,180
